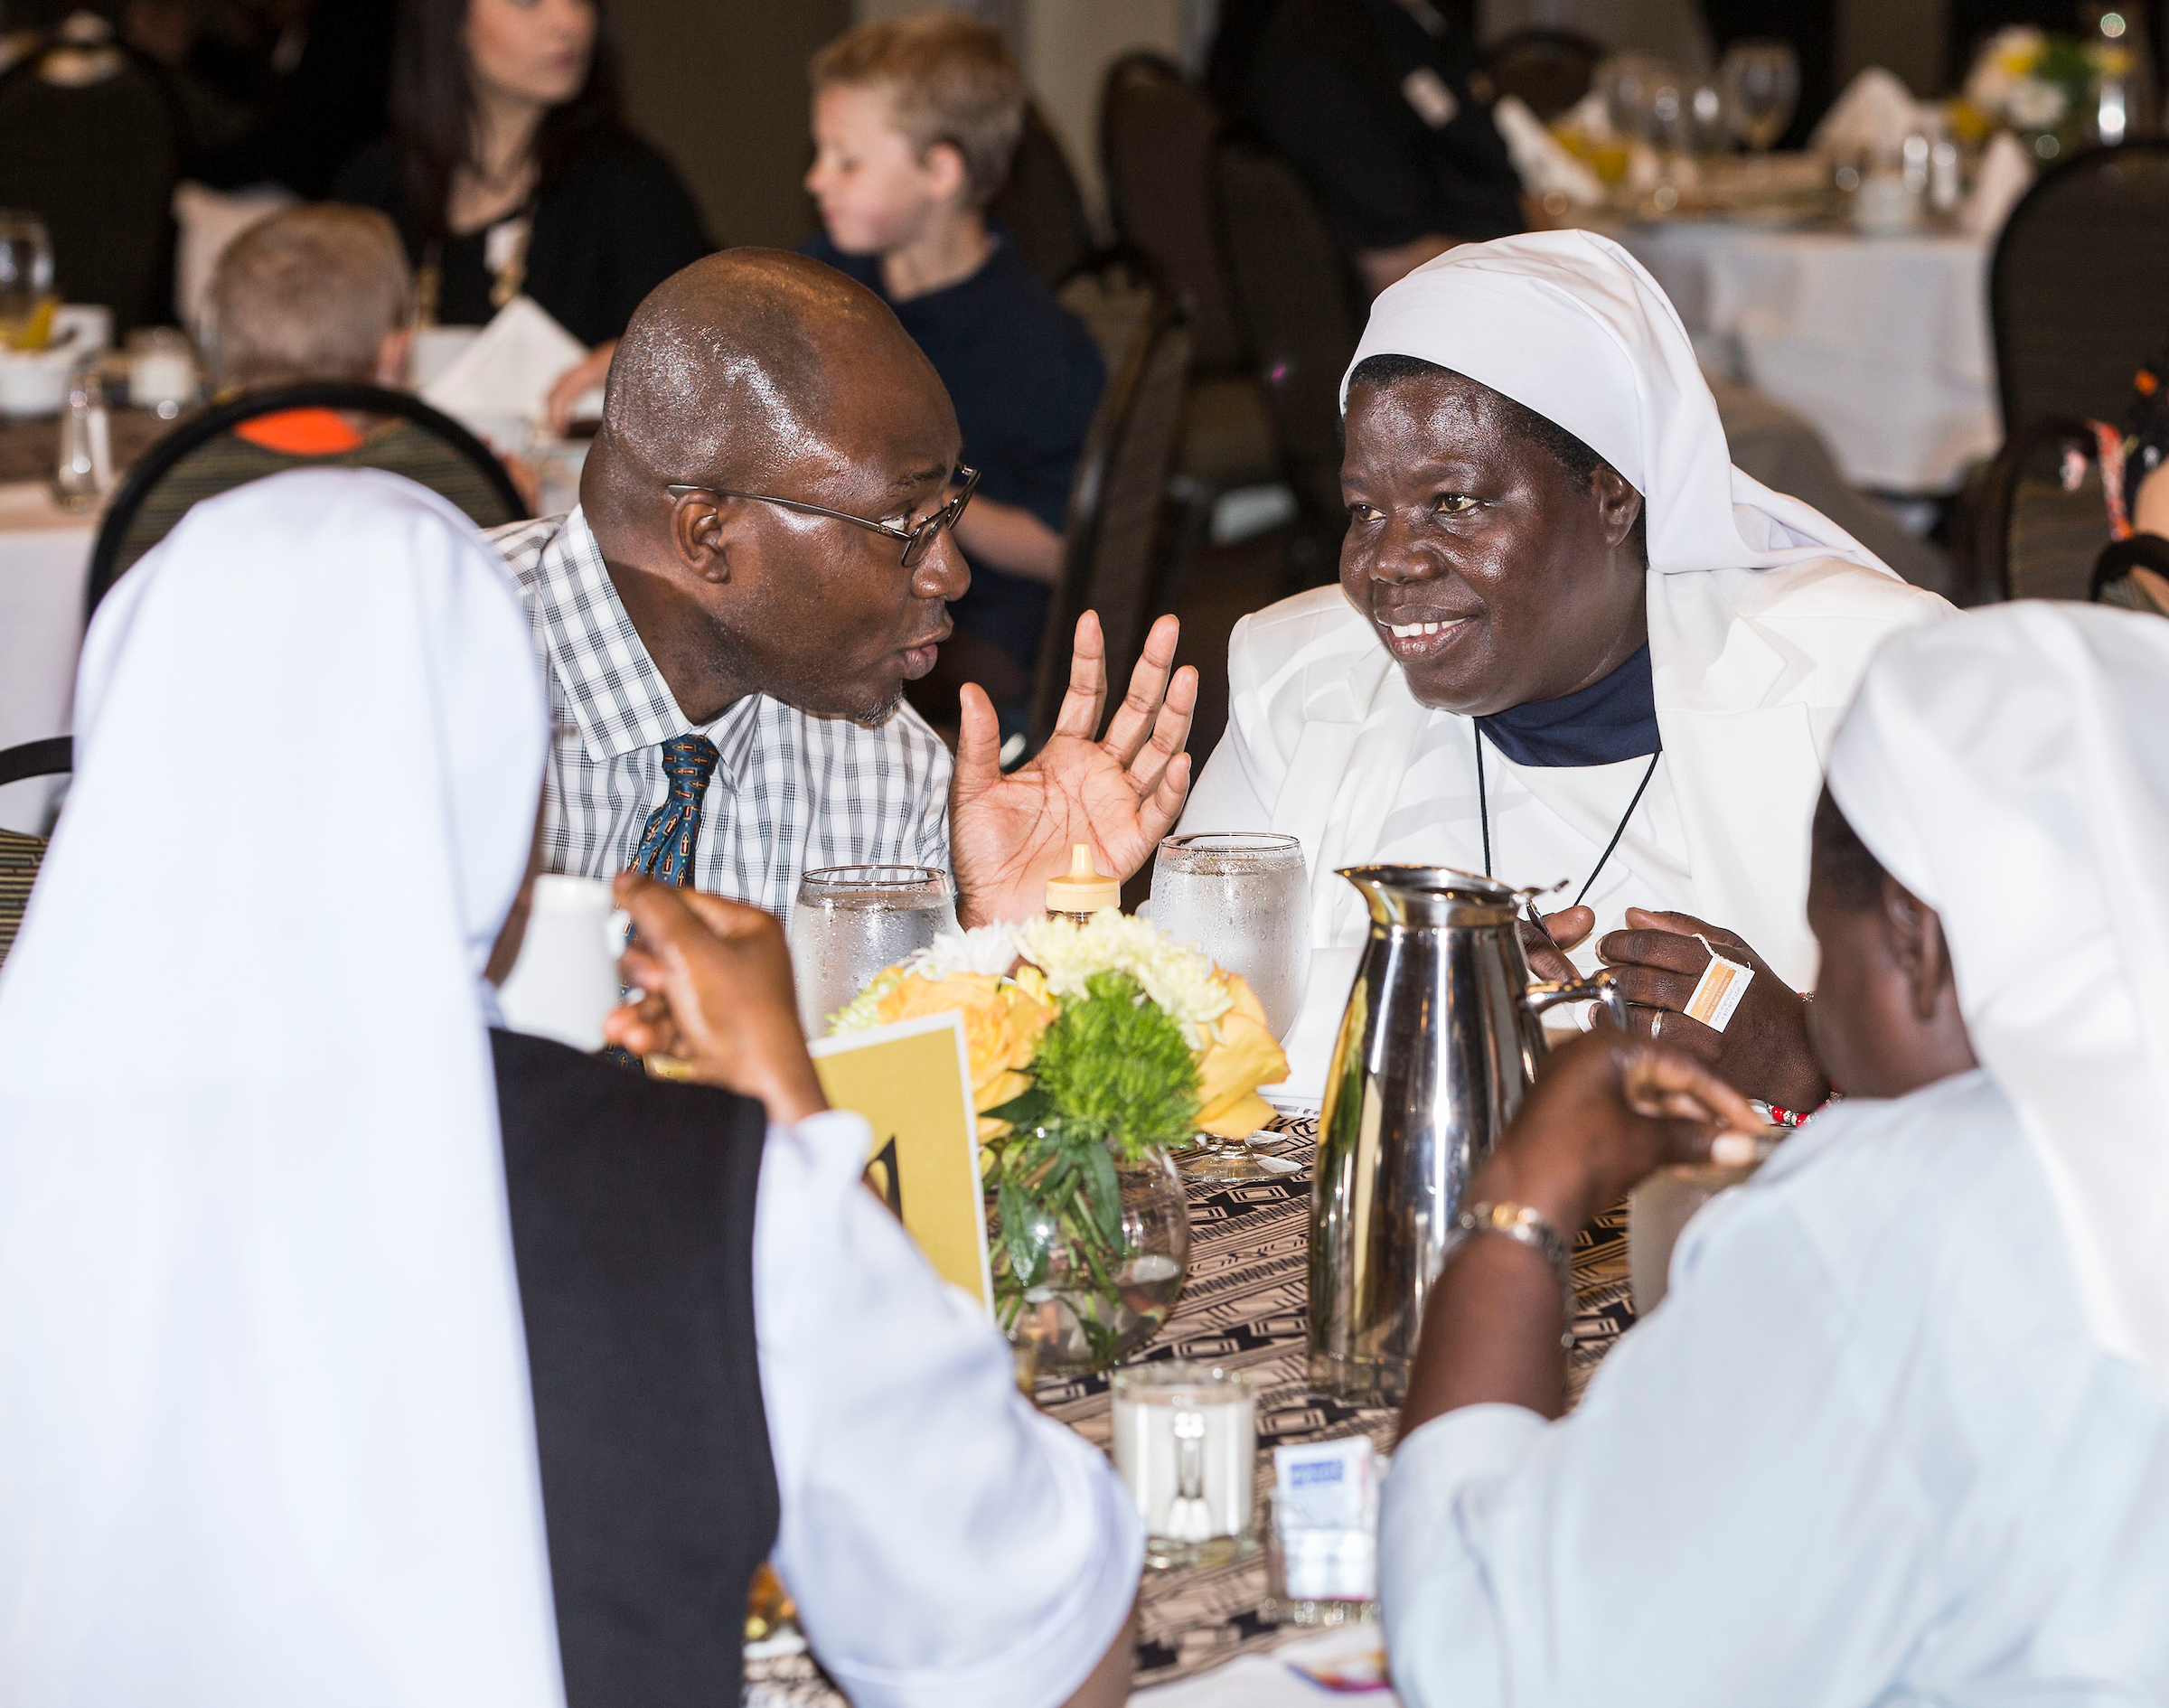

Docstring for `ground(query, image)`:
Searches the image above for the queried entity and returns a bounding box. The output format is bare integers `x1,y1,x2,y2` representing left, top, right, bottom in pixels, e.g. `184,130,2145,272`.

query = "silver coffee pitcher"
1308,865,1626,1404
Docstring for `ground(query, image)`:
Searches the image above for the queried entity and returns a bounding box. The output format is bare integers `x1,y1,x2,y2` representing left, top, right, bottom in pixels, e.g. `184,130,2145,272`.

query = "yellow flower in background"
877,971,1057,1131
1195,971,1290,1138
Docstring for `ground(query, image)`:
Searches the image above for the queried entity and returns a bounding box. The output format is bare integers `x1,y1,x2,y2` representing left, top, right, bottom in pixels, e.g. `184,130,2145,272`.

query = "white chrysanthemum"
1014,910,1231,1047
2004,74,2067,129
901,924,1022,981
828,966,902,1036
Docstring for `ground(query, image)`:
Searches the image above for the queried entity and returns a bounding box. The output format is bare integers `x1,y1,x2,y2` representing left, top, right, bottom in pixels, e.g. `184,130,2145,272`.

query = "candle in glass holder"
1110,1360,1256,1569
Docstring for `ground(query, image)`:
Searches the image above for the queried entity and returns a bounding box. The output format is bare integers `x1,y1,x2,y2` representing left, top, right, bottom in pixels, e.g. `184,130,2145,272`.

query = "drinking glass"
789,864,956,1037
1110,1360,1258,1570
0,210,53,336
1151,831,1309,1178
1721,40,1799,155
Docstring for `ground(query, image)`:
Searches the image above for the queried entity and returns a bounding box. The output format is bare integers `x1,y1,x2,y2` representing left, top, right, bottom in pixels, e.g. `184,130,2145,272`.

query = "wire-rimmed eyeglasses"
665,465,980,568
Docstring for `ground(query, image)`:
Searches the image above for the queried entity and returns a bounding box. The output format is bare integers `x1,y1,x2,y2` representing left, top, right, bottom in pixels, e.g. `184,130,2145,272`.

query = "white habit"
1179,231,1948,1097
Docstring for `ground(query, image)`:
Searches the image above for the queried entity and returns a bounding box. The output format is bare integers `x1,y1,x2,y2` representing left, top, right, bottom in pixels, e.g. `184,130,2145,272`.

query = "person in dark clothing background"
333,0,709,419
1215,0,1526,296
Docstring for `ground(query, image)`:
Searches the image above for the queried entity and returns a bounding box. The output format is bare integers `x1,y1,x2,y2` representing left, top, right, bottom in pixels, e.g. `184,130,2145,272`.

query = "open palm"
951,611,1197,926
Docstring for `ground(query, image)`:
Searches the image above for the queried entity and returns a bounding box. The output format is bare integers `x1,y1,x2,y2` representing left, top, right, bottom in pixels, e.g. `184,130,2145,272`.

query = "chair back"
1100,52,1247,374
85,380,530,618
0,48,180,333
1028,285,1194,751
0,737,68,964
1212,141,1362,538
1482,27,1605,121
1992,142,2169,433
1958,414,2110,603
988,101,1097,287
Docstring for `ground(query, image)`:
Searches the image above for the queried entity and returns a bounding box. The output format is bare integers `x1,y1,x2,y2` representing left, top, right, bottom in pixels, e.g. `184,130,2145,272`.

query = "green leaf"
1077,1137,1122,1246
997,1179,1046,1288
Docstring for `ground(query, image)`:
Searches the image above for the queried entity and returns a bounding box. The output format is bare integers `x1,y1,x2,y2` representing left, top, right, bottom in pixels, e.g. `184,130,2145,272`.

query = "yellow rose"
1195,971,1290,1137
877,971,1057,1131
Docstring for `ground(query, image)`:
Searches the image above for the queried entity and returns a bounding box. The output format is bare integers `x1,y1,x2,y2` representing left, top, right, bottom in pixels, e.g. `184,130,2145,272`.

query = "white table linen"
1378,1072,2169,1707
1616,221,1999,493
0,482,93,833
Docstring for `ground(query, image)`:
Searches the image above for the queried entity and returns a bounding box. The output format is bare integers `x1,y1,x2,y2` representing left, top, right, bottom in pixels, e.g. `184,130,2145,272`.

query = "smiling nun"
1182,230,1949,1112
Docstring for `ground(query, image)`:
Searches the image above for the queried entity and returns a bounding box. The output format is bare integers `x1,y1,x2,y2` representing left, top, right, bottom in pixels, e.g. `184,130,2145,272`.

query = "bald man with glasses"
493,249,1195,927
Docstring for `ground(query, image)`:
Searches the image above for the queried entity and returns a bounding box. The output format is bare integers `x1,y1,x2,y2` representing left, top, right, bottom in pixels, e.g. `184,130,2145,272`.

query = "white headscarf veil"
0,471,564,1703
1343,229,1895,579
1826,602,2169,1403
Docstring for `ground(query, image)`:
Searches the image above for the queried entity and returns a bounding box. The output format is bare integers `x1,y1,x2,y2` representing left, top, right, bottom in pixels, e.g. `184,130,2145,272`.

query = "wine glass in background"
1150,832,1310,1178
1721,40,1800,155
1597,52,1671,145
0,210,55,342
789,865,957,1037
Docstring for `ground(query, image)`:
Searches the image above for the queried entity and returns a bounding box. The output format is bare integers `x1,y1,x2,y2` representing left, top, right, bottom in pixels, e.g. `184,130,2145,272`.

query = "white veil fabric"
0,472,565,1704
1826,602,2169,1404
1341,229,1895,579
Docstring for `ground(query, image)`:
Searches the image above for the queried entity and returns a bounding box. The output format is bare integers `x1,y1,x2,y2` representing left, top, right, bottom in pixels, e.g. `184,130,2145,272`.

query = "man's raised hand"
950,611,1196,926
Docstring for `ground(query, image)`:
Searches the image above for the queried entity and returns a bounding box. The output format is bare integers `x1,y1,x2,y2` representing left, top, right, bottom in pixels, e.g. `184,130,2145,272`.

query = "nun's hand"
606,874,828,1124
1596,908,1828,1115
1477,1028,1772,1233
1517,904,1593,985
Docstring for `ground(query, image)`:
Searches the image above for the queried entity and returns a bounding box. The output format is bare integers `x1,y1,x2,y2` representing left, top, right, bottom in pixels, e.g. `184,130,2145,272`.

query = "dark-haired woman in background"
333,0,709,427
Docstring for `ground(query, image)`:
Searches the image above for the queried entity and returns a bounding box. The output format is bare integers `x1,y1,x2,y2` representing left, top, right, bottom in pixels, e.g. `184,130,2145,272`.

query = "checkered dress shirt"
491,509,953,920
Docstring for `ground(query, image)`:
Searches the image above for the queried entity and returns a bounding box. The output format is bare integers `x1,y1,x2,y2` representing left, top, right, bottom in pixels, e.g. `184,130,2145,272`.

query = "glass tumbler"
789,864,957,1037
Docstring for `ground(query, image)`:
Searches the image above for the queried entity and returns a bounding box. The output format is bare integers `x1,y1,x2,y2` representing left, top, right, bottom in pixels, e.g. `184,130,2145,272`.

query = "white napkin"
419,296,596,446
1962,128,2035,238
1493,95,1605,207
1557,87,1613,139
1811,66,1927,159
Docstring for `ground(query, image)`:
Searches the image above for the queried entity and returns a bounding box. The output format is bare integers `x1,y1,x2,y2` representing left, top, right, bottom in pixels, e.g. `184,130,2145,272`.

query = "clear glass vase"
994,1146,1190,1377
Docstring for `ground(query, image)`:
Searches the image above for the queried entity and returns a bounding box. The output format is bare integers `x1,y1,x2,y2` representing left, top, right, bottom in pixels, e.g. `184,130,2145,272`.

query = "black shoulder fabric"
490,1028,777,1708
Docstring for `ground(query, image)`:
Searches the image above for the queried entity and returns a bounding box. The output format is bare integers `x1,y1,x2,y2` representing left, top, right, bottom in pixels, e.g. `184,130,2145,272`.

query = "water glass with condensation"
789,865,956,1037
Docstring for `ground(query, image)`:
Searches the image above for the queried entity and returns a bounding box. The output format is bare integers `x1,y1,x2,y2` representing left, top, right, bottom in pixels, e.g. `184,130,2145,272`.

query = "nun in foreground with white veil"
1375,602,2169,1703
1182,230,1950,1114
0,471,1140,1708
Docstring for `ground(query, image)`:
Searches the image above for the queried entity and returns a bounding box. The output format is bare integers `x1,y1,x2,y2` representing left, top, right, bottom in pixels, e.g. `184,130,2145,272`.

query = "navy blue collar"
1475,643,1659,767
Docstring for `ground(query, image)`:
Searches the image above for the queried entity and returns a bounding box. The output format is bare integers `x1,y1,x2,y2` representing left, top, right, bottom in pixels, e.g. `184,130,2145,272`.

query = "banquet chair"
987,101,1097,288
1992,141,2169,433
1099,52,1282,562
1027,291,1194,755
0,736,68,969
84,380,529,618
0,39,181,334
1958,414,2111,604
1482,27,1606,122
1211,140,1364,585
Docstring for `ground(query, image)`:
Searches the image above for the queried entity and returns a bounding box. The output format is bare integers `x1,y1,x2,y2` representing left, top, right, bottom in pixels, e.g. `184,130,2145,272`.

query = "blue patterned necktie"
633,734,718,886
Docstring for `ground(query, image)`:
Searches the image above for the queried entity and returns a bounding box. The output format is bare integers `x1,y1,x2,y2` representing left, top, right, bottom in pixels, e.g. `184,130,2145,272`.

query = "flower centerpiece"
1957,25,2103,158
832,913,1289,1372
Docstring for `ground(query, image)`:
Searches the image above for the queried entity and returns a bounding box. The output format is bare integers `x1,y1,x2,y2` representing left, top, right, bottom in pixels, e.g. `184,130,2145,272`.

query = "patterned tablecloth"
745,1119,1635,1703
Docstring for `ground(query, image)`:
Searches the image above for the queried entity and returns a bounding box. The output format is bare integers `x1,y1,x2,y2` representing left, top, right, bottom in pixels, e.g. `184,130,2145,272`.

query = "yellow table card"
809,1011,994,1315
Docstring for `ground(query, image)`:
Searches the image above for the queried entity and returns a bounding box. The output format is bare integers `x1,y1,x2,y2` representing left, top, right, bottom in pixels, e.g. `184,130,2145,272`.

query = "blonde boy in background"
804,12,1104,745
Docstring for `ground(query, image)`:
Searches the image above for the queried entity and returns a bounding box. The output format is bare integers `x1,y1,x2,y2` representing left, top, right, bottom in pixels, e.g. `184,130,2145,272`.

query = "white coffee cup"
497,874,633,1052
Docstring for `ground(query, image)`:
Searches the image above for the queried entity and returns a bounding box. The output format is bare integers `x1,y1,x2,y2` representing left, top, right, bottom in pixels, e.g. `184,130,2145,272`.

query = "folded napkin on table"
420,296,601,447
1493,95,1605,207
1962,129,2035,238
1131,1628,1397,1705
1812,66,1929,158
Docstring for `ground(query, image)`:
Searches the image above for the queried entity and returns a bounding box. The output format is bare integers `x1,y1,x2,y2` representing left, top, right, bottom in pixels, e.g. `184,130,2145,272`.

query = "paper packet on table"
1273,1436,1381,1601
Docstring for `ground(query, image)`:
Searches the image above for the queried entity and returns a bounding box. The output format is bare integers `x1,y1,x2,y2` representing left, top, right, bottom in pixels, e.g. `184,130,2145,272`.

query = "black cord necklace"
1474,727,1662,907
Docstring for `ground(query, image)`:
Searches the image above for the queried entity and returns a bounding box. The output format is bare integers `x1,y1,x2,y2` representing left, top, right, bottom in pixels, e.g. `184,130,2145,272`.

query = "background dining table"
744,1116,1638,1706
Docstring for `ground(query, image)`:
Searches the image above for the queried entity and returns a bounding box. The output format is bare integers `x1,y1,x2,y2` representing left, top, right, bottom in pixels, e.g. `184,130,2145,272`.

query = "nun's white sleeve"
756,1110,1141,1708
1376,1178,1928,1708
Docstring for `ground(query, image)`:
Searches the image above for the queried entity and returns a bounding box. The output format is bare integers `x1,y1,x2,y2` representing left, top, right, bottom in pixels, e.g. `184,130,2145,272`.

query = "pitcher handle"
1526,967,1628,1032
